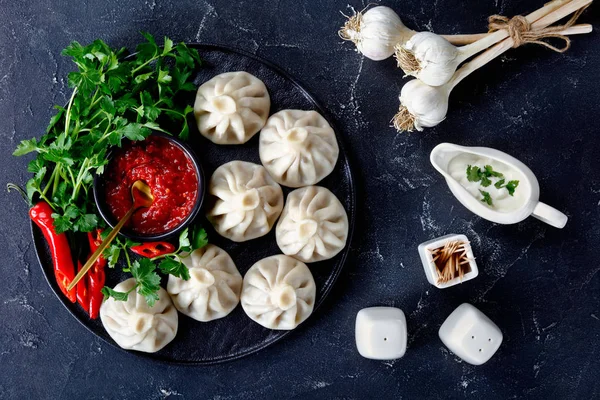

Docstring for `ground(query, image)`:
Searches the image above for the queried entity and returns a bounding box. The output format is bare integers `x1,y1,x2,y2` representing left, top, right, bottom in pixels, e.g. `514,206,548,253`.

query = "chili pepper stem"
6,183,31,206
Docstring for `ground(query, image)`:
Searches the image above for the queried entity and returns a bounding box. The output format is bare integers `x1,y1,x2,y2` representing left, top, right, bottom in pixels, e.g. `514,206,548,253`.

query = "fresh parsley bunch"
13,32,201,234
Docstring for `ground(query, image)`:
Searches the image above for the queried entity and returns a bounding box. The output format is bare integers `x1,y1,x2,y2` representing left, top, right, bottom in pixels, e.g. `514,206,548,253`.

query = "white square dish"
417,234,478,289
355,307,407,360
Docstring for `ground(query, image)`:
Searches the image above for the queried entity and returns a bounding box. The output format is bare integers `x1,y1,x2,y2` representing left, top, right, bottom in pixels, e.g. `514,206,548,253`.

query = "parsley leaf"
158,258,190,280
25,178,38,203
43,148,74,166
162,37,174,56
99,96,116,115
466,165,481,182
13,138,41,156
51,214,73,233
136,31,159,63
46,107,65,133
114,94,138,113
140,91,160,121
479,190,493,206
191,226,208,250
27,158,46,174
484,165,504,178
178,228,191,252
125,238,141,248
494,179,506,189
130,258,161,307
505,180,519,196
103,243,121,268
101,287,130,302
157,68,172,84
74,213,98,232
121,123,150,141
179,105,194,140
480,175,492,187
51,204,78,233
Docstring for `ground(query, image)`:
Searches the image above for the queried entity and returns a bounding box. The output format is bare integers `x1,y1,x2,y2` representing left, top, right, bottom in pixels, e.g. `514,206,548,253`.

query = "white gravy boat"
430,143,567,228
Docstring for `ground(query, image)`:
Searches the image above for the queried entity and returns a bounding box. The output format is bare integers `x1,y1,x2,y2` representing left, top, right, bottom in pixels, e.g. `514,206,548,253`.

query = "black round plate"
31,44,356,364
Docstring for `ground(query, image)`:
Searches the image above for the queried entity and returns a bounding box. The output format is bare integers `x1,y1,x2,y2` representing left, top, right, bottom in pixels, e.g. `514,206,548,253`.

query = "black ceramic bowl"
93,131,205,242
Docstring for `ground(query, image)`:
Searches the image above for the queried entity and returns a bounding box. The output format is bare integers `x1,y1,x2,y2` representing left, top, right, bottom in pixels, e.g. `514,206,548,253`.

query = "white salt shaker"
355,307,407,360
439,303,503,365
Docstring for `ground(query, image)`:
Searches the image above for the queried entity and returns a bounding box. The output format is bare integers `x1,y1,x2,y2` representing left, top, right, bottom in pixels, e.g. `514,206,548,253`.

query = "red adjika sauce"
104,136,198,235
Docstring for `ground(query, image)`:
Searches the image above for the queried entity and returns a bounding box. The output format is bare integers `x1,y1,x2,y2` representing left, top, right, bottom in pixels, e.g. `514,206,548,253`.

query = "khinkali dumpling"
259,110,339,187
276,186,348,263
167,245,242,321
241,255,316,330
100,278,178,353
194,71,270,145
206,161,284,242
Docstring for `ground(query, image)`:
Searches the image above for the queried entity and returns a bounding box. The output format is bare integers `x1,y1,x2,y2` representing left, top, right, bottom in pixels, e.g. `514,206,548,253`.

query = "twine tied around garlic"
488,4,589,53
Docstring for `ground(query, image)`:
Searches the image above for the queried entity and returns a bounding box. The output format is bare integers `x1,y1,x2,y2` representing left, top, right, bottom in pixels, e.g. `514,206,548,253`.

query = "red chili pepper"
87,230,103,252
87,229,106,319
130,241,175,258
87,254,106,319
29,201,76,303
76,261,89,314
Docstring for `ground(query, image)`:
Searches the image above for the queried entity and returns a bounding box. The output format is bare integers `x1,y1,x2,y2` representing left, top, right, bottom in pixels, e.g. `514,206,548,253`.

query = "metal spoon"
67,180,154,291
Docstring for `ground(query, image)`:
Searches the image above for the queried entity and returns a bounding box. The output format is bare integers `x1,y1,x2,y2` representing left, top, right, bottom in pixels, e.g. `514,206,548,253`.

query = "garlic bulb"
396,30,517,86
339,6,415,61
393,79,449,132
396,32,461,86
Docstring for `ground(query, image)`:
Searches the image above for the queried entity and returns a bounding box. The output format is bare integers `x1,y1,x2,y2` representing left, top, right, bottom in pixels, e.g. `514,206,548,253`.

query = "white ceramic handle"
532,202,568,229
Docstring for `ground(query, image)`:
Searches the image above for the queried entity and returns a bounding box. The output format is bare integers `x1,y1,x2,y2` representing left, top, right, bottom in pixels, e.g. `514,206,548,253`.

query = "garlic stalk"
394,0,572,86
393,0,593,132
339,6,487,61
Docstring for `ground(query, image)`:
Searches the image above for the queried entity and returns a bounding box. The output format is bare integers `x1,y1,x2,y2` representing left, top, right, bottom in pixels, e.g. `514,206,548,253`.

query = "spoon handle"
67,207,136,291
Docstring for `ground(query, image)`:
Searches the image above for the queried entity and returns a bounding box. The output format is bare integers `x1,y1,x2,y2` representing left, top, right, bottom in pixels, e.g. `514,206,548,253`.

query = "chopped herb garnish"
466,165,519,202
466,164,504,184
480,175,492,187
484,165,504,178
466,165,481,182
505,180,520,196
479,190,493,206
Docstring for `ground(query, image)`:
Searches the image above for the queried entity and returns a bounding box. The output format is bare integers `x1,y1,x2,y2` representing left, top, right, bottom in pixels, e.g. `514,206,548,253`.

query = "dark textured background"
1,0,599,398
